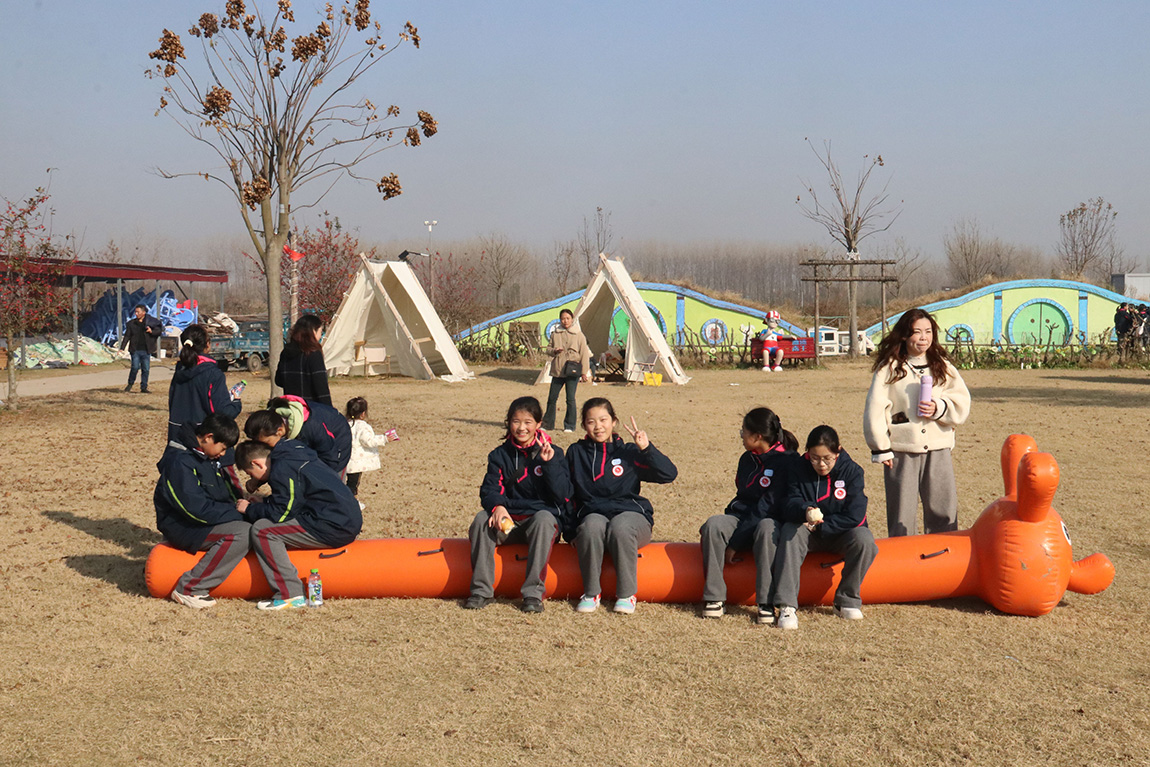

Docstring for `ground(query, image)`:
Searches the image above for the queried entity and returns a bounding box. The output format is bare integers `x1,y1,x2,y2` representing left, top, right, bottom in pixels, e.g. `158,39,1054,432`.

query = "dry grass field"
0,361,1146,766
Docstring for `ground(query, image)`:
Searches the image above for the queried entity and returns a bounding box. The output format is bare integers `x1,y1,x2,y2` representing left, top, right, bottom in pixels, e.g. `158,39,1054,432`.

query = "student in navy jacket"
244,396,351,476
154,414,251,609
465,396,573,613
567,397,677,615
773,425,878,630
235,438,362,610
699,407,799,624
167,324,242,443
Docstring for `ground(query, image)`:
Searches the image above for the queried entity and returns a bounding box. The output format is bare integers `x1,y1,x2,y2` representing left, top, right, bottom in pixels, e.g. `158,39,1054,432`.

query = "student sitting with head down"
234,439,362,611
243,395,352,478
155,414,250,609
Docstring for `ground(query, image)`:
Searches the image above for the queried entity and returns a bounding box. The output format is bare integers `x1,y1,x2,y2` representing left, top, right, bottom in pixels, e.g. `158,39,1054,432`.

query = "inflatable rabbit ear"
1000,434,1038,498
1016,451,1059,523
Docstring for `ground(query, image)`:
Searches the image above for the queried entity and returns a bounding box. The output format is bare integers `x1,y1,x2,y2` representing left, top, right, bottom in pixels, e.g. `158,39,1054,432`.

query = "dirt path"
0,364,174,401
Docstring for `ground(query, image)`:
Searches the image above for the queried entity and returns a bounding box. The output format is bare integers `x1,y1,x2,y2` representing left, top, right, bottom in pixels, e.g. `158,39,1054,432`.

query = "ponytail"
178,324,210,368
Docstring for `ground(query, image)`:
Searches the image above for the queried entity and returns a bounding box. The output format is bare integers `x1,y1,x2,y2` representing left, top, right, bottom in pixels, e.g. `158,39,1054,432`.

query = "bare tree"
944,218,998,287
874,237,928,299
550,238,578,295
1057,198,1121,280
147,1,437,394
479,232,530,311
577,207,613,277
797,139,901,355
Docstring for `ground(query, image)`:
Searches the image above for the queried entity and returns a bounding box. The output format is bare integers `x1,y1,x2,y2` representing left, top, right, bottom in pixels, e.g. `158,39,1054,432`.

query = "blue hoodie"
724,442,795,523
167,356,241,443
154,425,245,552
479,437,572,519
566,435,677,527
784,448,869,538
243,439,362,547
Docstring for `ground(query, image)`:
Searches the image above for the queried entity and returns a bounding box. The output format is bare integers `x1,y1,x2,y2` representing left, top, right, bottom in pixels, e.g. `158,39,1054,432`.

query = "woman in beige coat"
543,309,592,432
863,308,971,537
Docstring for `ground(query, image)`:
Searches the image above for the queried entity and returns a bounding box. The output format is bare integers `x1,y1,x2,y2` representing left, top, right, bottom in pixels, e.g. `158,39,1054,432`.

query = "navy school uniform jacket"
784,448,868,538
725,443,795,523
243,439,362,547
167,356,241,443
154,425,245,553
479,438,573,520
296,399,352,474
566,435,678,528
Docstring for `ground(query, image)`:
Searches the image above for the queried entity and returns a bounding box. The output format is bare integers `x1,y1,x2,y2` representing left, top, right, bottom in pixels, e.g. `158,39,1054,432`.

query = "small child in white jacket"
345,397,397,508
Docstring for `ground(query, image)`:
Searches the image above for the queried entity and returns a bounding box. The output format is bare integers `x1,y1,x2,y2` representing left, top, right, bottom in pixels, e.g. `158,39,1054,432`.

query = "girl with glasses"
773,425,878,630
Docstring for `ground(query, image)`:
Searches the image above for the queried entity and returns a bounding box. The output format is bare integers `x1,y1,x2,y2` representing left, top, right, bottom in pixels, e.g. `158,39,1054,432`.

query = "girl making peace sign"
566,397,678,614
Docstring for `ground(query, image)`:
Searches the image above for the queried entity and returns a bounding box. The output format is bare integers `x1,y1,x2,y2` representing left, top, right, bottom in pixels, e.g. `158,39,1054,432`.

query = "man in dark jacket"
155,414,250,609
120,305,162,392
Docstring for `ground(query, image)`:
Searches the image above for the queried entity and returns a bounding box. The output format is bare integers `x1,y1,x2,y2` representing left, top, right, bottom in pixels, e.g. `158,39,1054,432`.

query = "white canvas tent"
323,255,473,382
535,255,689,386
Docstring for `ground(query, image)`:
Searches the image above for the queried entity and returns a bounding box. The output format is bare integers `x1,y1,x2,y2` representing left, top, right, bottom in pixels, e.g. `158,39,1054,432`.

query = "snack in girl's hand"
384,428,399,442
806,507,824,524
499,516,515,534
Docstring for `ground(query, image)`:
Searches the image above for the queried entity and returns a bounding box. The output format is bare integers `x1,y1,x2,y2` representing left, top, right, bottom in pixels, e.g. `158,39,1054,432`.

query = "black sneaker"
756,604,775,625
463,595,491,610
141,388,150,393
702,601,724,619
124,385,132,392
520,597,544,613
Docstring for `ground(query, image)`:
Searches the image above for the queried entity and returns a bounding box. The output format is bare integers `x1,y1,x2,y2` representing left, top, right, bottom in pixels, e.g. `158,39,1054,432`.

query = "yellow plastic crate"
643,372,663,387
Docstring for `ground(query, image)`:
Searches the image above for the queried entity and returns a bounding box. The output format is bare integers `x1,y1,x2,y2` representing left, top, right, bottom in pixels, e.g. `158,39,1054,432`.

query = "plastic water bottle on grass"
307,568,323,607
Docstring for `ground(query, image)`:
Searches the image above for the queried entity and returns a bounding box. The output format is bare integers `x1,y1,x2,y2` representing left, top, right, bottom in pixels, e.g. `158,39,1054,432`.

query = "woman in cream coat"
863,309,971,537
543,309,592,432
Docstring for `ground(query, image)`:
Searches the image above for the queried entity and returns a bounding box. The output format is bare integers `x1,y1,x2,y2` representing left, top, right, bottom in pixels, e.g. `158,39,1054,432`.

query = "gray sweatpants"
885,448,958,537
773,522,877,609
573,511,652,600
468,510,560,600
173,520,252,597
250,517,328,600
699,515,778,605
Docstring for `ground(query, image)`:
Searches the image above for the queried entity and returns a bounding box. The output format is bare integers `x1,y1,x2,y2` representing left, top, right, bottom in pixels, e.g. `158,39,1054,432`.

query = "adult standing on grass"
120,305,162,393
543,309,591,433
276,314,331,405
863,308,971,537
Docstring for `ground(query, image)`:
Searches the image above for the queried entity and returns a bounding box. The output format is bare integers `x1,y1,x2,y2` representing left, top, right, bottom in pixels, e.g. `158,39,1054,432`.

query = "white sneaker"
613,595,637,614
761,366,772,373
575,593,601,613
772,366,783,372
170,589,216,609
834,605,865,621
777,605,798,630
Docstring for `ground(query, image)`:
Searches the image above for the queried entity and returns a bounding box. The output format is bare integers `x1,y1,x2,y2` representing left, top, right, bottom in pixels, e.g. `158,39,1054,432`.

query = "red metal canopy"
62,259,229,284
0,257,229,284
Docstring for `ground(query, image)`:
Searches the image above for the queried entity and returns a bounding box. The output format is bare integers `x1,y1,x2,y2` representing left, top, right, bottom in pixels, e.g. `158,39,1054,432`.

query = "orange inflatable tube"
144,435,1114,616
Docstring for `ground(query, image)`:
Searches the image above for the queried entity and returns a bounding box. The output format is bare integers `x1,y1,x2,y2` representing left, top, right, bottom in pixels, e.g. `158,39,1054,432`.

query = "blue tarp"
81,287,199,345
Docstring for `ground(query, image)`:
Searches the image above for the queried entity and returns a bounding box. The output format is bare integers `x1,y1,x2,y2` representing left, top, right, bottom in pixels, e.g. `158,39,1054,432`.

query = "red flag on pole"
284,243,305,262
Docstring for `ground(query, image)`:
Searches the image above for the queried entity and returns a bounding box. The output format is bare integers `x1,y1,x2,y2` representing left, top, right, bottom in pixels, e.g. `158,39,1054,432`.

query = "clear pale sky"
2,1,1148,269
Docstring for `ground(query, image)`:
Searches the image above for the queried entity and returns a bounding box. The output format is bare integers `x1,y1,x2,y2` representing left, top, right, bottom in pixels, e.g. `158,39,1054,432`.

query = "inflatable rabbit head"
969,434,1115,616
